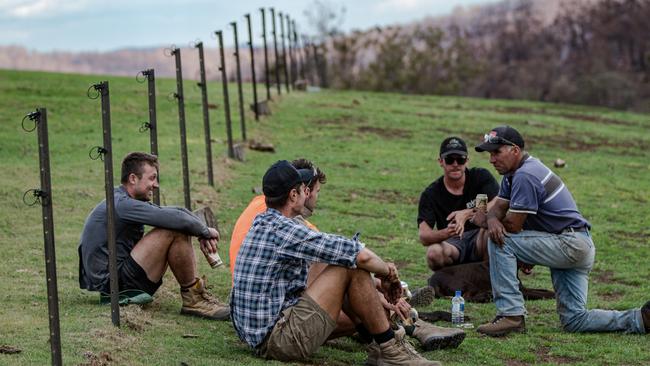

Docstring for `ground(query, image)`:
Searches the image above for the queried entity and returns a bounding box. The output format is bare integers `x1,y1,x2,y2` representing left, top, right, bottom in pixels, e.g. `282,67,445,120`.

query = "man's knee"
559,310,587,333
146,227,189,243
427,245,451,270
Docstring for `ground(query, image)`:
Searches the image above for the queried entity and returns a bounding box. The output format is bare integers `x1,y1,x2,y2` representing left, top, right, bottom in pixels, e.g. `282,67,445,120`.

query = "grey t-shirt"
498,156,590,233
78,186,210,292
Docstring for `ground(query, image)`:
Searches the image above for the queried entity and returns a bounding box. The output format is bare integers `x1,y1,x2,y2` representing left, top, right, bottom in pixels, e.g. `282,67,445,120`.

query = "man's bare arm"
418,221,456,246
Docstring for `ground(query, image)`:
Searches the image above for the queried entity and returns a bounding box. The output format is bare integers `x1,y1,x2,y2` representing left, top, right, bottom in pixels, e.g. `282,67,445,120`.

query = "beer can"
401,280,412,300
205,252,224,269
476,194,488,212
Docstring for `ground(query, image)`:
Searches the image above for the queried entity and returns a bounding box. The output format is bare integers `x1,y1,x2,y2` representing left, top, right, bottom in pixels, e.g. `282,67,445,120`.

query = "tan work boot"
476,315,525,337
180,277,230,320
365,341,380,366
377,327,441,366
411,319,465,351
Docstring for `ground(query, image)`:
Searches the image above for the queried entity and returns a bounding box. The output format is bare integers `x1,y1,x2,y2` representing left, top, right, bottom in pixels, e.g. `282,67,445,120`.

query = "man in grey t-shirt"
78,152,229,320
471,126,649,337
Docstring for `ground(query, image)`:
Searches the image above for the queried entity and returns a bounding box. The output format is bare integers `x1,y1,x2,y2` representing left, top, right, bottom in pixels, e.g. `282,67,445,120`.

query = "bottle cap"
455,290,461,297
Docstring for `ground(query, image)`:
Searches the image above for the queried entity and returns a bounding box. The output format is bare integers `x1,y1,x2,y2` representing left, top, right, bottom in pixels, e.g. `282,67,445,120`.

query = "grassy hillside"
0,69,649,365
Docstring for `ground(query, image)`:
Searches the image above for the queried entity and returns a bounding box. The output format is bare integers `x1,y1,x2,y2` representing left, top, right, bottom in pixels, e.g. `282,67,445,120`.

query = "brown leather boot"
377,327,441,366
180,277,230,320
410,319,465,351
476,315,526,337
408,286,436,307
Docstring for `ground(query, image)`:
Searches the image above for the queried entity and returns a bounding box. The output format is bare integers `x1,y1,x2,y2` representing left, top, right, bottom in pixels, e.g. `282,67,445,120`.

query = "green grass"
1,69,649,365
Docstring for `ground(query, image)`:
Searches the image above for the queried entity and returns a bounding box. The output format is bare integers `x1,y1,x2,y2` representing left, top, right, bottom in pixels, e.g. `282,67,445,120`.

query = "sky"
0,0,496,52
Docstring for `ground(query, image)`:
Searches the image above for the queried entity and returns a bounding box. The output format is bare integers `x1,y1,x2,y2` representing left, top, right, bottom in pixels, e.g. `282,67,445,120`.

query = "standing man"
231,160,440,365
78,152,230,320
417,136,500,271
472,125,649,336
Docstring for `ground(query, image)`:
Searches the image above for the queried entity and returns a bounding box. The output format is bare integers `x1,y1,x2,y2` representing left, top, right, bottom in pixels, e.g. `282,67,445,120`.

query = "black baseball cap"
262,160,315,198
475,125,525,152
440,136,468,158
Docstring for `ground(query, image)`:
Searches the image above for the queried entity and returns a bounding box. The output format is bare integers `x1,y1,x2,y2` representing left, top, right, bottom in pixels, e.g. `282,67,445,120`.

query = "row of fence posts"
21,7,321,366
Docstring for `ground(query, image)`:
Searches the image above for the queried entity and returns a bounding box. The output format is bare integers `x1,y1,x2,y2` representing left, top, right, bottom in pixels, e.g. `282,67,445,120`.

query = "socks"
355,324,373,344
372,327,395,345
181,278,199,290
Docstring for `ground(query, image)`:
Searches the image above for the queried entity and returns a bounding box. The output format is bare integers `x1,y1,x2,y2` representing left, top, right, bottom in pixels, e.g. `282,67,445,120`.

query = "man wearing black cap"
231,160,440,365
472,125,649,337
417,136,499,272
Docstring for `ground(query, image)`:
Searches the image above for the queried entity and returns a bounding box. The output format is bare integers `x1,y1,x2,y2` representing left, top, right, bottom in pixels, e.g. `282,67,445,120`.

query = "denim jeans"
488,229,645,333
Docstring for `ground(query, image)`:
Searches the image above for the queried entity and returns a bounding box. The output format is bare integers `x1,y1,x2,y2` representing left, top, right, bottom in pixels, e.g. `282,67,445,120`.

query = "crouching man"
231,160,440,365
78,152,229,319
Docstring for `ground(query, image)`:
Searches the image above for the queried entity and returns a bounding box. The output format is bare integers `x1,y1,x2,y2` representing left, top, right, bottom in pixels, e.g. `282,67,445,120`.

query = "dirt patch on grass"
438,104,637,127
79,351,114,366
591,269,640,287
310,102,359,110
357,125,413,139
338,162,361,169
611,230,650,241
534,345,582,364
597,288,625,301
121,306,152,332
344,189,418,205
314,114,365,126
524,132,648,154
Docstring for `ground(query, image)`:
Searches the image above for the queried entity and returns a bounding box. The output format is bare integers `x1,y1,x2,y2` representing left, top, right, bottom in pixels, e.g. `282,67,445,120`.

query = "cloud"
374,0,445,13
0,0,90,18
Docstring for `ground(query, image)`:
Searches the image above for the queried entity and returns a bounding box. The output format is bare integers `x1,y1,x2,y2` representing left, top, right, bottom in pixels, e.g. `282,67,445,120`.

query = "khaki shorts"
259,293,337,361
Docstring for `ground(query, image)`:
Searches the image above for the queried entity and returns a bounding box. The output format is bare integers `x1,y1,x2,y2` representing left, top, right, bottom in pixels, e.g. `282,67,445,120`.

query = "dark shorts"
102,255,162,296
445,228,483,264
258,294,337,361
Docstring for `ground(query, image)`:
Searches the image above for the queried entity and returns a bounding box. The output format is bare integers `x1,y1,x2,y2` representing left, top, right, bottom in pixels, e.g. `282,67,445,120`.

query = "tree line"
310,0,650,111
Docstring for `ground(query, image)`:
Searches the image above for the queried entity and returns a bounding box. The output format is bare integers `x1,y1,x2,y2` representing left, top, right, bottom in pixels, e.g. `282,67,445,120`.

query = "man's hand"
199,227,220,256
377,263,402,304
447,209,473,238
487,216,507,247
472,209,487,228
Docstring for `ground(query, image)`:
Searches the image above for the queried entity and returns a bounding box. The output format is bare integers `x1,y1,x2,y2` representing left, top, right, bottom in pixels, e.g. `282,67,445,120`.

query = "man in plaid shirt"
231,160,439,365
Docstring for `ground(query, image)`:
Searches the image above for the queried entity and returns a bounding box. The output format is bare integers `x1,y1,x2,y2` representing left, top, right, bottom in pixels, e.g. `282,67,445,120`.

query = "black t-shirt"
417,167,499,231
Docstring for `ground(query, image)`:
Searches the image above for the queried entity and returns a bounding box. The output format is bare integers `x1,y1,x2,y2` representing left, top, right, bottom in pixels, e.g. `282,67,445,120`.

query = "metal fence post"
136,69,161,205
21,108,63,365
279,11,290,93
260,8,271,101
245,13,260,121
87,81,120,327
195,42,215,186
171,47,192,209
270,7,281,95
231,22,247,141
215,30,235,159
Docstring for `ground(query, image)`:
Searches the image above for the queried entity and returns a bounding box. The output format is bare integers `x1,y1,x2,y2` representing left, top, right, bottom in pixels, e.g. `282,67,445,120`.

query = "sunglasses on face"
484,133,517,147
444,155,467,165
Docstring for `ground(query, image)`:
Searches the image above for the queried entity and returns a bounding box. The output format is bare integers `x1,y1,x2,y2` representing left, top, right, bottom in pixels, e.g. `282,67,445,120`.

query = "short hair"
121,152,159,184
265,182,303,209
291,158,327,189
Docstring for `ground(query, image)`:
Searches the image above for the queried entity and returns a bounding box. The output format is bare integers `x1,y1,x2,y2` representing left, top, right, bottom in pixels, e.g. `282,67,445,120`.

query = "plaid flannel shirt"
231,208,363,348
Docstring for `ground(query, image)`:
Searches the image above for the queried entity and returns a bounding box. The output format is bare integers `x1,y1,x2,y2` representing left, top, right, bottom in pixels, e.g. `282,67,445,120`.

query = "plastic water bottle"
451,290,465,327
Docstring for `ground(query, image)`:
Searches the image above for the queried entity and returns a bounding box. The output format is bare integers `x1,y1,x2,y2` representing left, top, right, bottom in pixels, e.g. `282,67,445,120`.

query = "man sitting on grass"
78,152,229,320
230,158,465,350
231,160,441,365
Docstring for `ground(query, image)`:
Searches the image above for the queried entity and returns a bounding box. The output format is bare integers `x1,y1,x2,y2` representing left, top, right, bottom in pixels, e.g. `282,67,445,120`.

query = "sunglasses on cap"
444,155,467,165
483,133,517,147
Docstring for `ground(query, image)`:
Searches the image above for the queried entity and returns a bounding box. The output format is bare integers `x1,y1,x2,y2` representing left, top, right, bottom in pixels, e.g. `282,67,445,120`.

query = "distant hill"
0,44,270,81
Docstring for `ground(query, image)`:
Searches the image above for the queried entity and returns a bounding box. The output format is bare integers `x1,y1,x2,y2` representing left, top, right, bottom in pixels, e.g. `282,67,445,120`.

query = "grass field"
1,69,649,365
